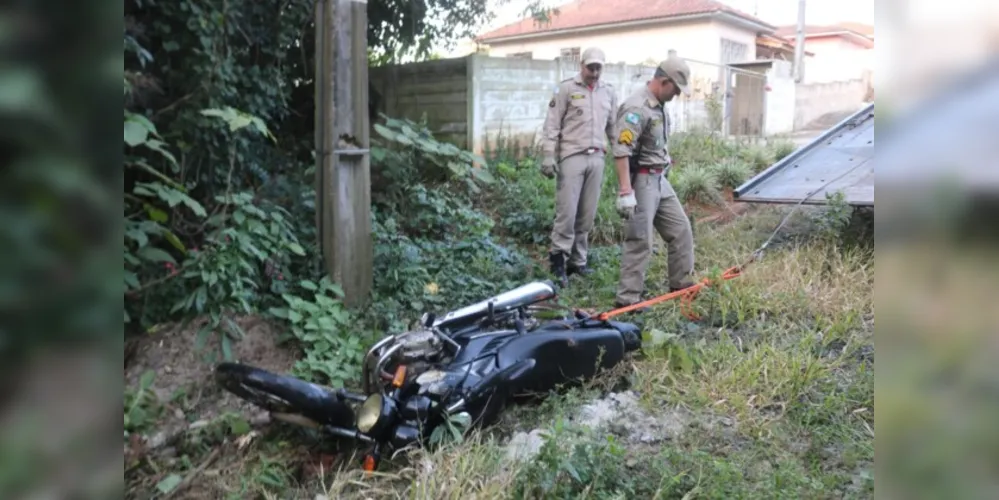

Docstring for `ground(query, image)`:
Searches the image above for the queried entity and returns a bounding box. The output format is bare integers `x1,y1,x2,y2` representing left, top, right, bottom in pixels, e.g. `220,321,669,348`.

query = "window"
559,47,581,62
720,38,749,64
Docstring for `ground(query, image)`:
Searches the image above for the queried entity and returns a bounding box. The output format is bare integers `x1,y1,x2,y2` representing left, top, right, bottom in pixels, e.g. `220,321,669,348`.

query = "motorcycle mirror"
421,312,435,327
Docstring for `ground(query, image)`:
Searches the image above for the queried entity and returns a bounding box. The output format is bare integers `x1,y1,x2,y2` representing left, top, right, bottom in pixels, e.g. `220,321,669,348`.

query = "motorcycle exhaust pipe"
271,412,321,429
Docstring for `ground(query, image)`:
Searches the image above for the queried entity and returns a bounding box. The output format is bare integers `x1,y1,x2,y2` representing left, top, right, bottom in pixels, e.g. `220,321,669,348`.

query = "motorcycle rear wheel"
214,362,355,427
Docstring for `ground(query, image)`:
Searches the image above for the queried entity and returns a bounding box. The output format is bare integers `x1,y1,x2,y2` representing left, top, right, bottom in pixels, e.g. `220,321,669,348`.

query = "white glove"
540,157,558,178
616,191,637,219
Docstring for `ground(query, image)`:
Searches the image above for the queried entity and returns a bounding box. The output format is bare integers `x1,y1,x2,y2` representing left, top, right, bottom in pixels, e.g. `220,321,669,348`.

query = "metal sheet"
734,103,875,206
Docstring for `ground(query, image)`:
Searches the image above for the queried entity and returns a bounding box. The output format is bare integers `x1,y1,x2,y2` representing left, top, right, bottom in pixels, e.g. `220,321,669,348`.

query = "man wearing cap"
610,54,696,309
540,46,618,284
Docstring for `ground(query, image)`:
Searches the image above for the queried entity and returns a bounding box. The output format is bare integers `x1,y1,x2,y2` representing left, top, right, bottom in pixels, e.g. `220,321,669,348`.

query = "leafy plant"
514,419,644,499
268,277,364,388
124,370,161,438
813,191,854,241
170,191,307,361
371,115,495,200
672,164,724,206
712,159,754,190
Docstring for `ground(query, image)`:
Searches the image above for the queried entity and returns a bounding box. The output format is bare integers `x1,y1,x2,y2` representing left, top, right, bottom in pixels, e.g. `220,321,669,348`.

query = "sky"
438,0,874,56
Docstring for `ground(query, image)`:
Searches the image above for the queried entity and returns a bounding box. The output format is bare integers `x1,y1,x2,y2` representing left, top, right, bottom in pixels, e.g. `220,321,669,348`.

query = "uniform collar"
643,86,662,107
574,72,600,89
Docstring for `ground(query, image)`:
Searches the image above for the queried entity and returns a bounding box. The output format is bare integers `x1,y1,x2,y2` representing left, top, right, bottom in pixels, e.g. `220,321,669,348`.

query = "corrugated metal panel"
734,103,875,206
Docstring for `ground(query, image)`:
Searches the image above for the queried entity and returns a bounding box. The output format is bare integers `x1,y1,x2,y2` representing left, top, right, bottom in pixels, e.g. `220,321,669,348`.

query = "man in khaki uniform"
541,47,618,284
611,55,696,308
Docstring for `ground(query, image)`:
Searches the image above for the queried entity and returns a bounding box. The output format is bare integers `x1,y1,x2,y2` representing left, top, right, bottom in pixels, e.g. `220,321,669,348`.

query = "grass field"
125,202,874,500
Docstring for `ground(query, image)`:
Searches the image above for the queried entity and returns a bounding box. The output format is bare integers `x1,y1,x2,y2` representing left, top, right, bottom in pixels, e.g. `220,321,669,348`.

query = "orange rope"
596,264,747,321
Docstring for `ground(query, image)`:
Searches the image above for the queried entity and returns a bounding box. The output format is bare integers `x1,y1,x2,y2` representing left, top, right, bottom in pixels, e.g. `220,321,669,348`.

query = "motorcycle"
214,280,642,470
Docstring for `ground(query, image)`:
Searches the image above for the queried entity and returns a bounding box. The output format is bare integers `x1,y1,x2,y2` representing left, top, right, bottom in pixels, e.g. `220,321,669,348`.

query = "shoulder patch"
617,129,635,146
625,112,641,125
549,98,556,108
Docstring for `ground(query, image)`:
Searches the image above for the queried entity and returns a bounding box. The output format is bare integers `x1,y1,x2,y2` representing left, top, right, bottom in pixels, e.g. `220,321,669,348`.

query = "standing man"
611,55,696,308
541,47,618,285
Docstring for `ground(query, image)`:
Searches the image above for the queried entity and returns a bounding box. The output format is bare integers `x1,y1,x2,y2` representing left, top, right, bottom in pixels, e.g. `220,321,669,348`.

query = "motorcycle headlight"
356,393,383,434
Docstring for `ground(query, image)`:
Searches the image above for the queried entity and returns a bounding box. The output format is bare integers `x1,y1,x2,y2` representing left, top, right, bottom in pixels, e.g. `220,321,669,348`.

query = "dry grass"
126,204,875,499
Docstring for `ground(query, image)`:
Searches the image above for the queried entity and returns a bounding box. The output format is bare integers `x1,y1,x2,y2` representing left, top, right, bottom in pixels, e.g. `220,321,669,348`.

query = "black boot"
549,251,568,287
567,263,595,277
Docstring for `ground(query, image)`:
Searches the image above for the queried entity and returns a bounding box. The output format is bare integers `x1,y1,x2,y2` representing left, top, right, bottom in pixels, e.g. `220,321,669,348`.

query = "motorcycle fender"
495,328,626,392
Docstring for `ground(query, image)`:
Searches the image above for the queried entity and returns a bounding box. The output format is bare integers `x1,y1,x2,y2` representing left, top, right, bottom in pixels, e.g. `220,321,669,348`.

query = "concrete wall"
763,60,796,135
369,58,469,148
369,54,792,157
801,37,873,84
794,78,868,130
468,55,728,155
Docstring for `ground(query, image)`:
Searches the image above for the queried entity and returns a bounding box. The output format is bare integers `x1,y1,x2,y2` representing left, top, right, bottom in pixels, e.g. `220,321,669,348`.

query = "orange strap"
596,265,746,321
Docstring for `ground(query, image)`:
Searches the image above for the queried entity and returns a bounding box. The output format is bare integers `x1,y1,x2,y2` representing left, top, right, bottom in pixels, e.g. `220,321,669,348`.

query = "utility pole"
793,0,807,83
314,0,373,308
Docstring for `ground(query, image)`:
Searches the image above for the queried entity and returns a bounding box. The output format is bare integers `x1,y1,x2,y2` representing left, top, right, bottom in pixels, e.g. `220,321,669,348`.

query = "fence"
370,54,776,157
793,78,870,131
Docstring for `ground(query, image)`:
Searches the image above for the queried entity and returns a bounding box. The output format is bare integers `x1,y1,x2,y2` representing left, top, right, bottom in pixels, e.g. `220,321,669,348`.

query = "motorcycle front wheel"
214,362,356,427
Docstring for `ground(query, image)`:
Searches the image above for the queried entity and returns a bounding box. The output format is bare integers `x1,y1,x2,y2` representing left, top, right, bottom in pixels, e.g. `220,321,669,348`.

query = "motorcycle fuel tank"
432,281,557,330
493,326,627,394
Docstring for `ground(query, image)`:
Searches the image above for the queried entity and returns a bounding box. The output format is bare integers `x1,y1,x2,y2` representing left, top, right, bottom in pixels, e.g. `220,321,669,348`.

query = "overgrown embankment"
123,7,871,497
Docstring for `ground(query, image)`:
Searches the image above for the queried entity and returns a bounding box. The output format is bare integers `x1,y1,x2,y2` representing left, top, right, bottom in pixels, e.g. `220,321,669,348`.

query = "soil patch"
125,315,300,450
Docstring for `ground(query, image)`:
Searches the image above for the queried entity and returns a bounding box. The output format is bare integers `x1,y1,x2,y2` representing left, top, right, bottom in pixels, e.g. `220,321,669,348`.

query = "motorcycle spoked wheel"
215,362,332,425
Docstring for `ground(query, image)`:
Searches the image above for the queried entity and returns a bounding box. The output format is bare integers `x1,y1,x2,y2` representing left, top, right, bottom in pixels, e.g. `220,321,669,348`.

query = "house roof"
756,33,815,57
775,23,875,47
836,22,874,37
477,0,776,44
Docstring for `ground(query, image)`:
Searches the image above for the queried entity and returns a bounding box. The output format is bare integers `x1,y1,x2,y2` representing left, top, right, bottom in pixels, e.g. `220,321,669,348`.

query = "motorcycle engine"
391,327,446,380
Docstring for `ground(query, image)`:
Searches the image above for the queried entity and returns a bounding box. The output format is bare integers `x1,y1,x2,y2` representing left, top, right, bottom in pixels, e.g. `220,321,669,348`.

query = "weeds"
124,127,873,499
672,164,724,206
712,159,754,190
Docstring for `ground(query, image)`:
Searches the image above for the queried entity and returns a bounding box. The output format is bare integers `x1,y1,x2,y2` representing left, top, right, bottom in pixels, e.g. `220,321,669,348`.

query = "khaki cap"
658,55,691,96
581,47,606,66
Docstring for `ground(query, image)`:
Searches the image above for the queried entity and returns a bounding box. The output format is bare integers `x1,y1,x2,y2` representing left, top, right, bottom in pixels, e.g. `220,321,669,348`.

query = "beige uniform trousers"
615,171,695,305
550,151,605,267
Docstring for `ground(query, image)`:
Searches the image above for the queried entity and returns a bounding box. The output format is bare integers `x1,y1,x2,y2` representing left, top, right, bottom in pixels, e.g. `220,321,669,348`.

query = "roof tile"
478,0,774,42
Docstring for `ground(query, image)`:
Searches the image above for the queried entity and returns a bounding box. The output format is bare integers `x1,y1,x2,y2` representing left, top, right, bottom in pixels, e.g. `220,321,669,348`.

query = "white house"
475,0,777,87
774,23,875,84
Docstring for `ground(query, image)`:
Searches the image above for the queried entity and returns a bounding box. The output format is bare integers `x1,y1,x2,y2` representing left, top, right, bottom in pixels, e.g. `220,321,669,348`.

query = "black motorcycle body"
215,280,642,469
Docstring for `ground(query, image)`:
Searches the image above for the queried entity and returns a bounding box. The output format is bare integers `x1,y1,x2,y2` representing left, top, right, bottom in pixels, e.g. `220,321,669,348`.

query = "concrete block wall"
369,55,741,156
794,79,869,131
369,58,469,148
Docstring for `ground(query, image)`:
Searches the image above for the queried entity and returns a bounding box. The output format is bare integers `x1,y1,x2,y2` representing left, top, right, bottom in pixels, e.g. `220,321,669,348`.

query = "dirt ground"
125,315,300,447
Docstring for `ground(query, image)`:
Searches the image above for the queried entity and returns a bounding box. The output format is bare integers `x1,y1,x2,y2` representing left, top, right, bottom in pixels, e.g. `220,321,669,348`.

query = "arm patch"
618,129,635,145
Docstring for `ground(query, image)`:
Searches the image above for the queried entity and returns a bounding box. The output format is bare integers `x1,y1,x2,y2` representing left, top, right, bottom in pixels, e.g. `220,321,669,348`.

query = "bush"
712,159,754,190
672,164,724,206
669,131,741,167
771,139,798,162
738,144,774,173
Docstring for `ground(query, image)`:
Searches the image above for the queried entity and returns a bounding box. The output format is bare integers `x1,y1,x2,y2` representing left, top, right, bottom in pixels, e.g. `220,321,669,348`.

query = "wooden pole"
314,0,373,308
793,0,807,83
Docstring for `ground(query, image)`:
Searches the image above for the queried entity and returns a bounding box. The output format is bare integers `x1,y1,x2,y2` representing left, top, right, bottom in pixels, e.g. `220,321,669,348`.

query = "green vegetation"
121,3,872,498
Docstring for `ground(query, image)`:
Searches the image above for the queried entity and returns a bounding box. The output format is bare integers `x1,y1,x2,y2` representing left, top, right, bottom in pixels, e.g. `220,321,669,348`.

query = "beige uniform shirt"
541,74,618,162
611,86,672,167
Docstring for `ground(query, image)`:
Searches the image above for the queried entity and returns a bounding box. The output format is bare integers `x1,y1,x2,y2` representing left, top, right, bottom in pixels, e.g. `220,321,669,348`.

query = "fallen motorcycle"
214,280,642,470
